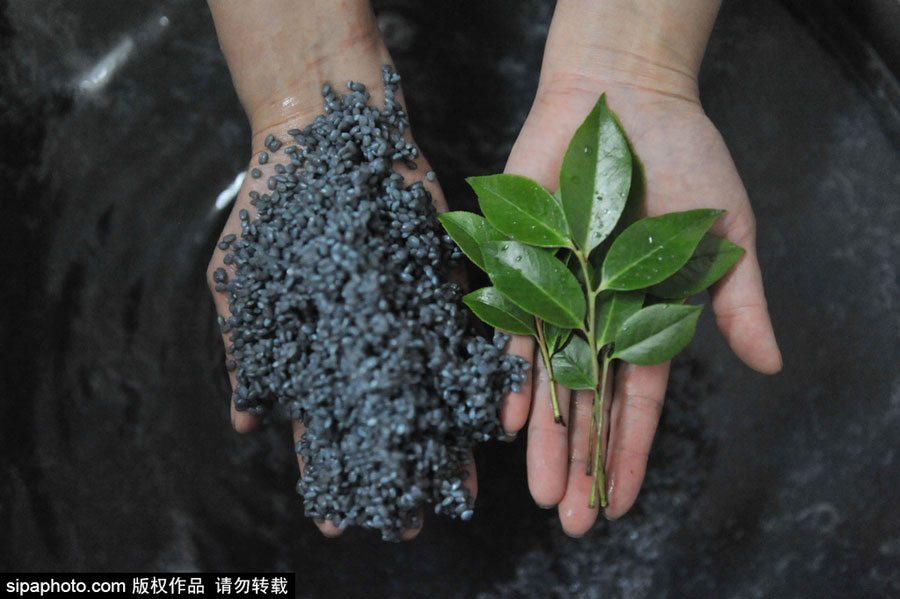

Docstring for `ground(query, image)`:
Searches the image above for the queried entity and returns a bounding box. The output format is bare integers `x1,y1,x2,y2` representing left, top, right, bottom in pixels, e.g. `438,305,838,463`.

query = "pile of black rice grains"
213,66,526,541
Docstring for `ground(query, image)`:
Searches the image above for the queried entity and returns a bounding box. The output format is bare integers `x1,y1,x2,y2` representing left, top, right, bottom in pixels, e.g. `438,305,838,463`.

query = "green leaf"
481,241,586,328
595,290,645,348
649,233,745,299
559,95,632,253
588,150,645,281
463,287,536,336
467,174,571,248
612,304,703,365
620,151,646,235
543,322,572,354
600,209,725,291
644,295,687,307
551,335,596,390
438,211,506,271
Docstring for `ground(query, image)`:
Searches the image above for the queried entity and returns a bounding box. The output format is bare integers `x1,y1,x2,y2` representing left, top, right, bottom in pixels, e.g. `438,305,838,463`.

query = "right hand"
206,0,472,540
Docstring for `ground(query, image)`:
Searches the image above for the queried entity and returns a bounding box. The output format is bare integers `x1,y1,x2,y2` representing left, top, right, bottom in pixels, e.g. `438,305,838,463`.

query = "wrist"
537,0,721,105
247,37,393,147
209,0,391,137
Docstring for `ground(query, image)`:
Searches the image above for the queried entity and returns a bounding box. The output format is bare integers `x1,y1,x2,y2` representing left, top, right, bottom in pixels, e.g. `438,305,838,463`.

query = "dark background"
2,0,899,597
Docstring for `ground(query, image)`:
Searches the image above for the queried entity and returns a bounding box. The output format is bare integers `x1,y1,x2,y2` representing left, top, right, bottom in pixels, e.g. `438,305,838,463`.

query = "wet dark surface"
2,0,899,597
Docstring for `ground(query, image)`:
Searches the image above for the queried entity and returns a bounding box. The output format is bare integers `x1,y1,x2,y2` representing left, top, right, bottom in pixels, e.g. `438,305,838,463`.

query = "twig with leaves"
439,95,745,508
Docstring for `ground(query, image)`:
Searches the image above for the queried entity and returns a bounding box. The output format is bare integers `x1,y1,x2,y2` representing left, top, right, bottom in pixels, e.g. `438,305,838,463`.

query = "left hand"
497,0,782,536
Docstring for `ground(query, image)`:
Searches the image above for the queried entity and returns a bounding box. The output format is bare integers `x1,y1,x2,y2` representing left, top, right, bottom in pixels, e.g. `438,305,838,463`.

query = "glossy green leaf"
595,290,645,348
644,295,687,307
437,211,506,271
600,209,725,291
481,241,586,328
551,335,595,390
649,233,745,299
559,94,632,253
543,322,572,355
463,287,536,336
467,174,571,248
588,150,645,282
620,151,646,235
612,304,703,365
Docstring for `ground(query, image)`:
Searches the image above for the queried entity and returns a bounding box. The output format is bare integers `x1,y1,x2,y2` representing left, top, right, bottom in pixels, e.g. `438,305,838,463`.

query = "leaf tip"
464,175,483,190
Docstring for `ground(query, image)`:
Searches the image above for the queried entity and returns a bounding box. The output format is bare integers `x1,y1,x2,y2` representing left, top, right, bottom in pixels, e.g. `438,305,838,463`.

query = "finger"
210,243,261,434
556,388,599,537
500,334,535,437
504,98,588,190
710,236,782,373
230,398,261,434
391,151,447,213
603,361,669,520
292,420,343,538
709,209,781,374
208,173,270,434
223,346,259,433
290,420,428,540
402,453,475,541
462,449,479,500
457,449,479,528
526,356,571,507
399,511,425,541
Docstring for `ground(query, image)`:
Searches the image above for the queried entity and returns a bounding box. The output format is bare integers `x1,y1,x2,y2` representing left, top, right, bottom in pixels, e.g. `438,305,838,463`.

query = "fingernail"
503,432,517,443
536,502,554,510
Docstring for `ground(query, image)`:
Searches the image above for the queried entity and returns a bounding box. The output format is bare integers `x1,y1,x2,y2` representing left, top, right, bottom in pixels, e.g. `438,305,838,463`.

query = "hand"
205,0,471,540
498,0,782,536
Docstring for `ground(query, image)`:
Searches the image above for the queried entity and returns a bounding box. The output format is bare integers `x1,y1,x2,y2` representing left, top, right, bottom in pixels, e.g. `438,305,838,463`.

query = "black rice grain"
217,66,525,541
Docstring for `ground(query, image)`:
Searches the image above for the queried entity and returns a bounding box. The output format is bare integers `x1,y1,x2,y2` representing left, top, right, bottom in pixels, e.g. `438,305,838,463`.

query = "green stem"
589,349,612,509
535,317,564,425
573,250,608,510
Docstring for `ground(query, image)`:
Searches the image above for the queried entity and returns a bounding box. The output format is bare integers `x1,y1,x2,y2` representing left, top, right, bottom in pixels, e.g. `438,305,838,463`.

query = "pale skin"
207,0,782,539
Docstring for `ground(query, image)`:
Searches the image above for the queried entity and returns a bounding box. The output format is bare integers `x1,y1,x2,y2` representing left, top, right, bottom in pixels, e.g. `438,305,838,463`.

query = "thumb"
709,226,783,374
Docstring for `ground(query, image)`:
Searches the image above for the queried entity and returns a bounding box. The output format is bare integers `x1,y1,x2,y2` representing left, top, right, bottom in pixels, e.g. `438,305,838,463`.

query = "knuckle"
531,422,569,439
715,299,768,323
721,211,757,248
621,391,664,419
610,441,650,461
568,451,589,467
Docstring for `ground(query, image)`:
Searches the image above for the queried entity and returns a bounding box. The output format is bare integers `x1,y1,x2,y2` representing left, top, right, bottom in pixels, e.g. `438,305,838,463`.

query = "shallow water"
2,0,899,597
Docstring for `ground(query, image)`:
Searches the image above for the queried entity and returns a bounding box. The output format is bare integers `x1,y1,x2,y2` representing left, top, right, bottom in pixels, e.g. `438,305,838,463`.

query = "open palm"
499,85,782,536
